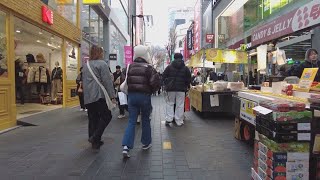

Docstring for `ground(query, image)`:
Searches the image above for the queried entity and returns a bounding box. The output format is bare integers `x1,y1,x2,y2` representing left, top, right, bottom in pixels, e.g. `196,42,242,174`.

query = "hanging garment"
257,45,268,72
34,67,40,83
276,48,286,66
26,67,34,83
39,66,48,83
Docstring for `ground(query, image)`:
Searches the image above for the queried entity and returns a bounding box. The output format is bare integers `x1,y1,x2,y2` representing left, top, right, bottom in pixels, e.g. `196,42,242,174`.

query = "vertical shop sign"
193,0,201,52
252,1,320,46
42,6,53,25
187,30,193,50
124,46,132,65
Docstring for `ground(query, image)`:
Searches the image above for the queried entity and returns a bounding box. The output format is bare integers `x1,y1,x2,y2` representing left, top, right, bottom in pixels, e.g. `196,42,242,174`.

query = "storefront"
0,0,81,131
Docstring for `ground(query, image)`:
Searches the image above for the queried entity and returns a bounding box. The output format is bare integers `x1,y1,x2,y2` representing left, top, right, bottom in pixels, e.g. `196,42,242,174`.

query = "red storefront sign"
206,34,214,43
42,6,53,25
251,1,320,46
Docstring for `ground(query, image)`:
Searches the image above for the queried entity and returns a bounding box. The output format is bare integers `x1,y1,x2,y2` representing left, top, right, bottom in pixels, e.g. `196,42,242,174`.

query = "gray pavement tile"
150,172,163,179
175,166,189,172
163,169,177,176
163,163,175,169
174,160,188,166
176,171,192,179
151,160,162,166
150,165,163,172
164,175,178,180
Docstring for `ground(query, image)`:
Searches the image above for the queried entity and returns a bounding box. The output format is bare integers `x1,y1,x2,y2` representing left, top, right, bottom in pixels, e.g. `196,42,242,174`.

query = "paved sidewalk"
0,96,252,180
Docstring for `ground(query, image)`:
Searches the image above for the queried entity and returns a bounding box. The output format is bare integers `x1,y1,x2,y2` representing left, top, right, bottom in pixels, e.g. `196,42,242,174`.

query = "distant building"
168,7,194,32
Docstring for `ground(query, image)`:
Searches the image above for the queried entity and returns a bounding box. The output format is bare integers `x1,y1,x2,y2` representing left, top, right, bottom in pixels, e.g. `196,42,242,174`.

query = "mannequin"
51,61,62,102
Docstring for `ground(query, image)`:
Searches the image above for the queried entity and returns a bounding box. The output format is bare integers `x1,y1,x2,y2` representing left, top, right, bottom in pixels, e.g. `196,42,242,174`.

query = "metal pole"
131,15,134,62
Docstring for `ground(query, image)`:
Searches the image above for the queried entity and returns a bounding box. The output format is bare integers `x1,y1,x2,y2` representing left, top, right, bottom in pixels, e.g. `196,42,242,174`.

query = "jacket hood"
172,59,185,69
305,48,319,62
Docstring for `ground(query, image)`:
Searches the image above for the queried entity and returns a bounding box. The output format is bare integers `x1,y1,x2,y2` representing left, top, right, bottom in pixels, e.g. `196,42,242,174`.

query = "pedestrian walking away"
163,53,191,127
83,45,117,150
122,45,160,158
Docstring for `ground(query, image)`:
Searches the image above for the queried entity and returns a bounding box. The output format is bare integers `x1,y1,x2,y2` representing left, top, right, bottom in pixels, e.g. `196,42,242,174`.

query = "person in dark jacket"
293,48,319,81
122,45,160,158
162,53,191,126
76,67,86,111
15,59,26,105
113,66,127,119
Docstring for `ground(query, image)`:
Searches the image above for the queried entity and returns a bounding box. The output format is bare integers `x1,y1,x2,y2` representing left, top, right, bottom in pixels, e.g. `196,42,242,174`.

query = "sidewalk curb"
0,126,22,135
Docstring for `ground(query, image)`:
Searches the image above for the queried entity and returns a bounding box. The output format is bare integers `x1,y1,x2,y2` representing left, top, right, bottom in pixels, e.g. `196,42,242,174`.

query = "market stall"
188,48,248,115
231,67,320,179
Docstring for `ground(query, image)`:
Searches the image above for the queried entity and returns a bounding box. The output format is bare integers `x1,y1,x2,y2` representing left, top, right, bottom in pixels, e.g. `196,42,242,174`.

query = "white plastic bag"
118,92,127,105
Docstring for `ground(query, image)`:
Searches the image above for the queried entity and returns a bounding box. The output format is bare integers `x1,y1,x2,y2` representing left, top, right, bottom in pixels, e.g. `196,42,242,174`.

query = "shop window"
66,41,78,80
0,11,7,78
14,17,63,105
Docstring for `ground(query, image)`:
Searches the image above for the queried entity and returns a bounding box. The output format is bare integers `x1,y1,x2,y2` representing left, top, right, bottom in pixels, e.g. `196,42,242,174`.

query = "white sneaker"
137,115,141,123
85,109,88,112
118,114,126,119
142,144,152,150
80,108,84,111
176,121,184,126
122,146,130,158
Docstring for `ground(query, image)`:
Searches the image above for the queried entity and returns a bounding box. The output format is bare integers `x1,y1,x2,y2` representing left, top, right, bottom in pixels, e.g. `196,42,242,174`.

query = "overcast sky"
143,0,197,47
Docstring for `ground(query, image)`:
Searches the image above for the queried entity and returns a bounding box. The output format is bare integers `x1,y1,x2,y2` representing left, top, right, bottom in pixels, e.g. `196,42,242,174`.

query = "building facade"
0,0,81,131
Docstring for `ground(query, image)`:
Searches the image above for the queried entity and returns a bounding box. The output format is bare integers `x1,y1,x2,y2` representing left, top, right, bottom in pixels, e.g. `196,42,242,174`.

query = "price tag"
252,106,273,115
298,133,311,141
297,123,311,131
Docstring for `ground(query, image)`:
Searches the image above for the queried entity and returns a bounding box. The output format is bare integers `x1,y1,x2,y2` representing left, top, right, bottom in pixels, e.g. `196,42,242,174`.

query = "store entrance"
14,17,63,119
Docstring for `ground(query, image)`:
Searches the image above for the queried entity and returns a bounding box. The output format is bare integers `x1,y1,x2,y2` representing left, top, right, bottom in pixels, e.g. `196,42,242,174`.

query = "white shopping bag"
118,92,128,105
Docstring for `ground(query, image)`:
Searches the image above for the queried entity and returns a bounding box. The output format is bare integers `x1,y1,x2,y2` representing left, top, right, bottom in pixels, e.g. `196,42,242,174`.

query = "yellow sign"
205,49,248,64
83,0,102,5
298,68,319,92
55,0,74,4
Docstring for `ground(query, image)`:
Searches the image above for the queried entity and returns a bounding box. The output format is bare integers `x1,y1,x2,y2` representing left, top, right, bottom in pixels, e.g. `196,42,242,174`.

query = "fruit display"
258,133,310,152
259,100,306,112
257,111,312,122
256,114,311,132
281,84,294,96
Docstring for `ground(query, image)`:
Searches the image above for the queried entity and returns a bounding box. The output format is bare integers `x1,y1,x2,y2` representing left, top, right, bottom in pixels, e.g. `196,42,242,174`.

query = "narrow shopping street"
0,96,252,180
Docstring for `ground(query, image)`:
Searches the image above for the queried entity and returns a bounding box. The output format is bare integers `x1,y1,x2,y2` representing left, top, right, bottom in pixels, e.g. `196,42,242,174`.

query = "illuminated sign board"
83,0,102,5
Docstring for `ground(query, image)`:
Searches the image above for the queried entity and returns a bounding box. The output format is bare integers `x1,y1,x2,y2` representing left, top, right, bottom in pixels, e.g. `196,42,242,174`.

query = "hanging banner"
251,1,320,46
124,46,132,65
193,0,201,52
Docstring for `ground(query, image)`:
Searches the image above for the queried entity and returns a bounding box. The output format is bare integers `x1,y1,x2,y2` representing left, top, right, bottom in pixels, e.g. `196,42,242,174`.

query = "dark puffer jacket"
127,58,160,94
162,58,191,92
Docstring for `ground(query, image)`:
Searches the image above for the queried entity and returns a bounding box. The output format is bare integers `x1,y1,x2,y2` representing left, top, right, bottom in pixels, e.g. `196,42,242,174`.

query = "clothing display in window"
51,62,63,101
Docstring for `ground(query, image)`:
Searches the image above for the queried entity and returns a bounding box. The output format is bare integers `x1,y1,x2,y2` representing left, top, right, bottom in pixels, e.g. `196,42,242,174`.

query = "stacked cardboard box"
252,100,311,180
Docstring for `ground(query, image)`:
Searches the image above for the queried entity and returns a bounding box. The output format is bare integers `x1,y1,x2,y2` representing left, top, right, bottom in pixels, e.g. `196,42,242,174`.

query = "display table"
189,88,236,114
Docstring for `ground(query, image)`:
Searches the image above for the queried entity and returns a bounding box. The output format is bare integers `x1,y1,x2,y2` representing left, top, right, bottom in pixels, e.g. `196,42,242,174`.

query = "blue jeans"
122,92,152,149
